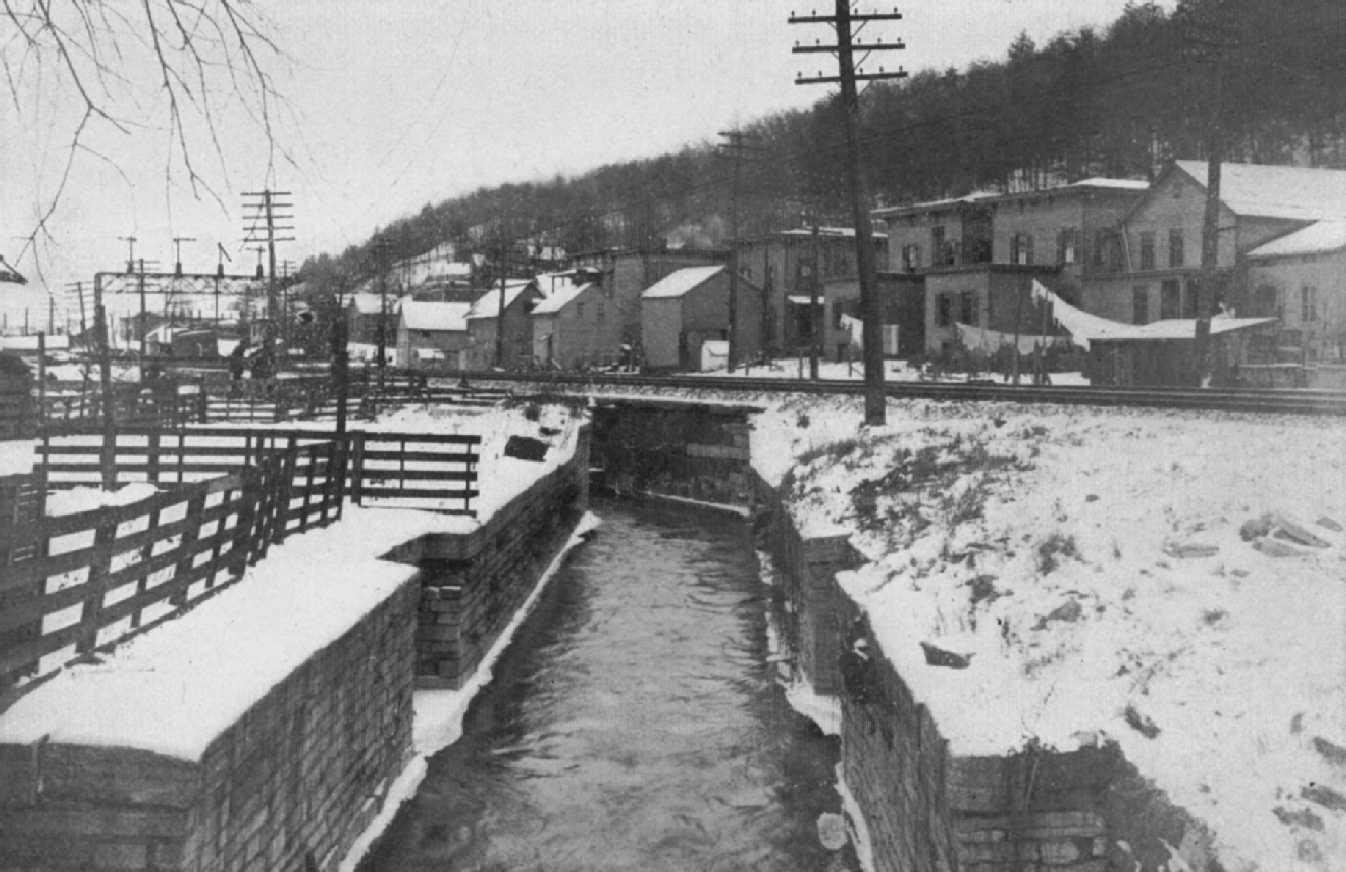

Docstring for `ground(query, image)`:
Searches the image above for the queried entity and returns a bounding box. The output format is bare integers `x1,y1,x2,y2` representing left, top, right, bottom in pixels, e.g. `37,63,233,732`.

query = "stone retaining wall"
396,425,591,688
0,577,418,872
756,476,1222,872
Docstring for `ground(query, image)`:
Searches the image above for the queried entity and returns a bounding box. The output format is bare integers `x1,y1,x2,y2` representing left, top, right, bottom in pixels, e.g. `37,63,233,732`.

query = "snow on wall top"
0,505,452,760
641,265,726,300
1248,220,1346,259
1176,160,1346,221
751,395,1346,872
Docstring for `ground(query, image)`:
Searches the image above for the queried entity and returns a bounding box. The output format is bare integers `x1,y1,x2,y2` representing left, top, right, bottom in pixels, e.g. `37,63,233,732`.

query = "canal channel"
359,497,858,872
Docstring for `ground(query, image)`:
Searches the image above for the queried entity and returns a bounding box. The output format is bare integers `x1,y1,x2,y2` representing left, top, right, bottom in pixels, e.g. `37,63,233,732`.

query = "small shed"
530,281,617,369
1088,317,1278,387
640,266,763,370
396,300,472,371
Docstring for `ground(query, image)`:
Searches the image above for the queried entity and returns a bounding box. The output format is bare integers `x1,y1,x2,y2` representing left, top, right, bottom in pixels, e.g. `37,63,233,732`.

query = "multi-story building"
734,227,888,358
875,178,1147,354
1087,161,1346,335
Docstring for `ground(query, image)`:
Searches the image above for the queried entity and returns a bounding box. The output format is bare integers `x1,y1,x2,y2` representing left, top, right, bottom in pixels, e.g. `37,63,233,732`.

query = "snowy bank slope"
752,396,1346,872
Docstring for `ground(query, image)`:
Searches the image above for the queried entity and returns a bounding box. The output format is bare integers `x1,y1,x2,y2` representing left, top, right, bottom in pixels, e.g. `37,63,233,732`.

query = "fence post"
75,518,119,656
231,465,262,573
298,443,318,533
196,377,208,423
169,489,208,607
146,427,161,487
351,432,366,506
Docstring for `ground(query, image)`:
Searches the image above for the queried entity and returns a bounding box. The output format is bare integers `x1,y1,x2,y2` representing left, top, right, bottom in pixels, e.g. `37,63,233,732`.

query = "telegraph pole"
791,3,906,425
118,235,137,274
242,189,295,343
718,130,763,371
495,237,510,368
171,236,196,278
66,281,87,342
1184,4,1237,387
372,239,392,392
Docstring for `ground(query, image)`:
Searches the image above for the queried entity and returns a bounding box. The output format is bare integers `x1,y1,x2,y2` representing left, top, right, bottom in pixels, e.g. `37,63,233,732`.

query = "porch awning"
786,295,822,306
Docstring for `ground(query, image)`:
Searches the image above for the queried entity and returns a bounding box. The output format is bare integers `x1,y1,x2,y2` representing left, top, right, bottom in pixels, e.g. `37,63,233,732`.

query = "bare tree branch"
2,0,287,252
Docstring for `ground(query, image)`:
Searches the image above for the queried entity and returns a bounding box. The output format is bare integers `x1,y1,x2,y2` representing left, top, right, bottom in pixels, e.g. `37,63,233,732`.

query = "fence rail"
34,426,481,515
0,439,347,694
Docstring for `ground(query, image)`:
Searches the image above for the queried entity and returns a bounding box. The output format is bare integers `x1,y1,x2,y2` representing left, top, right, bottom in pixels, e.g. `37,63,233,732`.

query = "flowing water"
360,498,857,872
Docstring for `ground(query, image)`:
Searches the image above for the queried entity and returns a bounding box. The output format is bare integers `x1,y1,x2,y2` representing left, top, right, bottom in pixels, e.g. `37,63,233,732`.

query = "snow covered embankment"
753,396,1346,872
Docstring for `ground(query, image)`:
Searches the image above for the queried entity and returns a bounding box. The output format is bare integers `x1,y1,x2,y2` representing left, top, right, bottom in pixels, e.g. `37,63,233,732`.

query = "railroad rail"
429,369,1346,417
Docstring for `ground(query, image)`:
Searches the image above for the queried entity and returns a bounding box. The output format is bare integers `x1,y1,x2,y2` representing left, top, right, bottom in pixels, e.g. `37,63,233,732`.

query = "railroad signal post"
791,3,906,425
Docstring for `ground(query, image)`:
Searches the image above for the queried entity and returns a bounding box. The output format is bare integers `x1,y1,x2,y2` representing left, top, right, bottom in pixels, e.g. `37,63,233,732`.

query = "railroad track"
427,370,1346,417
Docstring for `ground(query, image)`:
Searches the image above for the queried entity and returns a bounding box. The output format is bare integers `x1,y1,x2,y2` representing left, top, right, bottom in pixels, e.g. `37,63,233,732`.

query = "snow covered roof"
1067,177,1150,191
0,334,70,351
532,282,595,315
776,226,888,240
1175,160,1346,221
641,265,726,300
1247,220,1346,259
467,281,536,320
400,300,470,332
874,191,1000,216
349,292,399,315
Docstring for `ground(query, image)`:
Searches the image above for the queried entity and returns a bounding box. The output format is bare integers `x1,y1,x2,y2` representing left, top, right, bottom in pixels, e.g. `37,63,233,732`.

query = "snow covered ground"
752,395,1346,872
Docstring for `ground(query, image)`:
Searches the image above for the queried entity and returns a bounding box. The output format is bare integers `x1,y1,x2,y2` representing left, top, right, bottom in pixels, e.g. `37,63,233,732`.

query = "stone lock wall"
0,578,419,872
591,400,757,506
759,474,1223,872
411,425,590,688
752,470,861,695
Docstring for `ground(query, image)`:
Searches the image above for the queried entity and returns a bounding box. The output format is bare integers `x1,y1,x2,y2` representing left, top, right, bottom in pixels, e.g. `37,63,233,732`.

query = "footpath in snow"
751,394,1346,872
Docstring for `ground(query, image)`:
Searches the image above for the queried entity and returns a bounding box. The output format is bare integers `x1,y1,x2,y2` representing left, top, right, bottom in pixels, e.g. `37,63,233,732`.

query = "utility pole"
792,3,906,425
137,258,147,365
92,274,116,490
809,219,823,379
718,130,763,371
1184,4,1237,387
171,236,197,277
67,281,87,342
494,237,510,368
118,235,137,274
372,239,392,392
242,189,295,344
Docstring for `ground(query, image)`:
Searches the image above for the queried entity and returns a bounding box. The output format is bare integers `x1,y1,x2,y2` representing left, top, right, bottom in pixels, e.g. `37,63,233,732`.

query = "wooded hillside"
300,0,1346,291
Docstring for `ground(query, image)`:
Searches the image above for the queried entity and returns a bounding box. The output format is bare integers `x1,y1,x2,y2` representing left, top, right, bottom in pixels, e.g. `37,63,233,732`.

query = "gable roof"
400,300,470,332
532,282,596,315
467,280,538,320
641,265,727,300
1172,160,1346,222
1246,220,1346,260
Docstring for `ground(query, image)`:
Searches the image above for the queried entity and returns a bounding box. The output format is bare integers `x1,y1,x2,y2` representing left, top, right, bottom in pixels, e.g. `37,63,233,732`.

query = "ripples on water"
361,498,857,872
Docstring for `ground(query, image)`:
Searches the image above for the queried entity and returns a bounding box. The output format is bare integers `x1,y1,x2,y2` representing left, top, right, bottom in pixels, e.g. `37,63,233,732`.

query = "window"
1093,231,1122,273
1184,279,1200,318
1010,232,1033,266
1302,285,1318,323
936,293,953,327
1139,232,1155,271
931,225,946,261
1168,229,1184,268
1253,284,1281,318
1057,228,1079,265
576,302,586,320
960,292,978,325
1132,286,1149,324
1161,280,1181,319
596,302,605,322
901,243,922,272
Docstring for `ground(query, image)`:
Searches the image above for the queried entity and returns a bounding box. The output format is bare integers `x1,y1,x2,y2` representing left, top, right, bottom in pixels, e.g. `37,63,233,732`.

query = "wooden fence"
0,439,346,693
35,426,482,516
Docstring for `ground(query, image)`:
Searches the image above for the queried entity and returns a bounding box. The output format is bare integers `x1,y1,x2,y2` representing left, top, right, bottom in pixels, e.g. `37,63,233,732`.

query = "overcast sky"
0,0,1174,323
